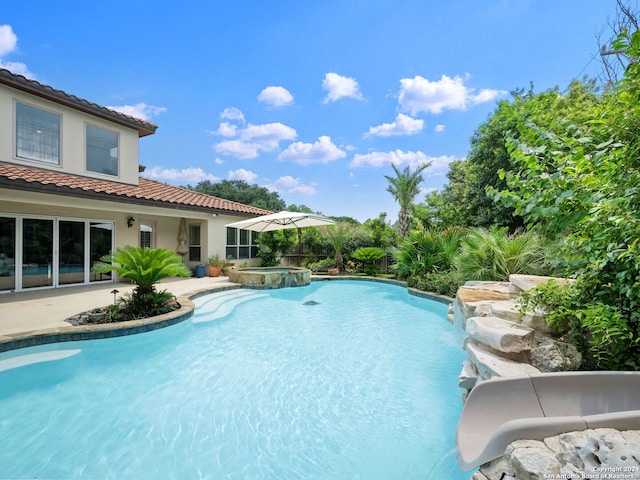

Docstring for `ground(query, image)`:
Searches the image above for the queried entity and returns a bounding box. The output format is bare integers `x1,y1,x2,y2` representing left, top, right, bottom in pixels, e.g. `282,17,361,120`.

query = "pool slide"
456,371,640,471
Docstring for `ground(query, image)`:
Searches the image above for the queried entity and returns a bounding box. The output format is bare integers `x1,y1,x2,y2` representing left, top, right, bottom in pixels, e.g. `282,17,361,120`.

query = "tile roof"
0,162,272,216
0,68,157,137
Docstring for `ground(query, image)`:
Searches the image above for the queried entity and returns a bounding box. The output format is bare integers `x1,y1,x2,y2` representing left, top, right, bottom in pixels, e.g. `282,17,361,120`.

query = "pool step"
192,289,255,309
192,291,268,323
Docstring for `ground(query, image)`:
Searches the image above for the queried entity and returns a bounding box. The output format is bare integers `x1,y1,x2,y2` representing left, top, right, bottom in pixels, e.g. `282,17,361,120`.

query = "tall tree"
427,79,601,231
187,180,286,212
385,163,430,237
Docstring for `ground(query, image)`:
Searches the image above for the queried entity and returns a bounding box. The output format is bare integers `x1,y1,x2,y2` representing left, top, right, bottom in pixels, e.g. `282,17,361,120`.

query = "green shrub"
411,270,465,297
352,247,386,276
454,227,553,281
517,279,640,370
92,246,190,319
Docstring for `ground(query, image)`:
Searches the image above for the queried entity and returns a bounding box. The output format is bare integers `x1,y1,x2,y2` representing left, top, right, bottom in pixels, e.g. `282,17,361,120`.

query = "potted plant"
207,254,224,277
194,264,207,278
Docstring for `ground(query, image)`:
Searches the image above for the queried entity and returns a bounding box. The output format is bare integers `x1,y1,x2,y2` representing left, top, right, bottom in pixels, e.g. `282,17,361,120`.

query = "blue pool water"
0,280,468,479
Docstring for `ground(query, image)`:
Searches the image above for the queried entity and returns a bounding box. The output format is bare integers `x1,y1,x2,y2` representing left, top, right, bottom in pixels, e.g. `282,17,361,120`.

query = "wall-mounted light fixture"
212,213,219,217
127,216,135,228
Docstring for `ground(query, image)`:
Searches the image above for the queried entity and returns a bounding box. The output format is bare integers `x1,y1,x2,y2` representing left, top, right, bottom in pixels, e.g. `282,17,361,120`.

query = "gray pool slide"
456,371,640,471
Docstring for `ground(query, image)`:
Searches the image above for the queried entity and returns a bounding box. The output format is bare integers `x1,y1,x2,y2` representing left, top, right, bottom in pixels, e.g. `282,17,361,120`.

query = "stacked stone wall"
454,275,639,480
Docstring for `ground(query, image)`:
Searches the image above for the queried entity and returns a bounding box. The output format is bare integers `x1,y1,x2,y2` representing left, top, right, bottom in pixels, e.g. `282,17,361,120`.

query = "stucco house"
0,68,268,292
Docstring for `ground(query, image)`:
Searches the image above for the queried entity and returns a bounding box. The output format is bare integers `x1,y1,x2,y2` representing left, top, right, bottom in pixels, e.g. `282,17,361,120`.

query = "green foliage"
352,247,386,262
322,222,364,272
517,280,640,370
385,163,431,237
490,30,640,371
429,80,601,231
256,229,297,266
93,246,191,296
92,246,189,319
363,213,397,248
352,247,386,276
391,226,467,280
411,270,465,298
454,227,553,281
188,179,286,212
305,257,335,272
208,254,224,267
120,289,177,320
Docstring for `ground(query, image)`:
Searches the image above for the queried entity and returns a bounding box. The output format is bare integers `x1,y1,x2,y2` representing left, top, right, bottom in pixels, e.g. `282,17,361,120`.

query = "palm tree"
385,162,431,237
323,222,353,272
93,246,191,317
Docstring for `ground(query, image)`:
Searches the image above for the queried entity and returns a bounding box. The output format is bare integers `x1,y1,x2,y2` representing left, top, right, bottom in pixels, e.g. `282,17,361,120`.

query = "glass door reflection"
22,218,53,288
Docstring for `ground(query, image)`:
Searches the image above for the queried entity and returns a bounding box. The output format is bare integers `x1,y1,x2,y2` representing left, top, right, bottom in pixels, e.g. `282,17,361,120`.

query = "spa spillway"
228,267,311,288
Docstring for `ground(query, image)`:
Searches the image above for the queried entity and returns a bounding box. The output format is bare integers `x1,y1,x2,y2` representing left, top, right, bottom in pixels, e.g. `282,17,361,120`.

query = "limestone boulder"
465,316,534,353
505,440,560,480
465,341,540,380
509,274,574,293
529,334,581,372
458,359,479,390
555,428,640,476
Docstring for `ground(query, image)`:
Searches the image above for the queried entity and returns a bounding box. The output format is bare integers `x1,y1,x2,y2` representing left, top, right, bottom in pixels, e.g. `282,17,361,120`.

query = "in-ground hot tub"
228,266,311,289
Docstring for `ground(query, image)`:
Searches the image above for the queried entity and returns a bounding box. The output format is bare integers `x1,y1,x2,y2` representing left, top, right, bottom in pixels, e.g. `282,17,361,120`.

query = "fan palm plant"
454,227,551,281
385,162,431,237
391,226,467,279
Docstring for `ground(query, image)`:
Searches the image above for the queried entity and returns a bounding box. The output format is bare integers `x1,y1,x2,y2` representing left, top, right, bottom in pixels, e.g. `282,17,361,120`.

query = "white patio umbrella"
225,211,335,262
224,211,335,232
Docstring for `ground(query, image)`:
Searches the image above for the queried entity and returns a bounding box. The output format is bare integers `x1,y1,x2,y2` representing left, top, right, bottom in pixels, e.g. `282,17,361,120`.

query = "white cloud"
470,88,504,105
258,86,294,107
107,103,167,121
215,121,237,137
144,166,218,183
278,135,346,165
0,24,35,79
220,107,245,123
398,74,507,115
266,176,317,195
434,124,445,133
322,72,363,103
215,122,297,159
0,25,18,57
350,149,457,173
366,113,424,137
228,168,258,182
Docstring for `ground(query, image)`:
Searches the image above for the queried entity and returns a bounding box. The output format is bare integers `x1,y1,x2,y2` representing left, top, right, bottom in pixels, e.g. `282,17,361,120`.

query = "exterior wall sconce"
127,216,135,228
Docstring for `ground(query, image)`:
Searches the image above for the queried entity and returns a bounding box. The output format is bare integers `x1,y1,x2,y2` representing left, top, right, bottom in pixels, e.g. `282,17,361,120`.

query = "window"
188,224,201,262
139,220,155,249
86,124,119,176
16,102,60,165
226,227,258,259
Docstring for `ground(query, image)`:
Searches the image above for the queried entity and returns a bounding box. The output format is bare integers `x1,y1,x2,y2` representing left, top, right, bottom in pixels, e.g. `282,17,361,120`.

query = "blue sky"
1,1,621,221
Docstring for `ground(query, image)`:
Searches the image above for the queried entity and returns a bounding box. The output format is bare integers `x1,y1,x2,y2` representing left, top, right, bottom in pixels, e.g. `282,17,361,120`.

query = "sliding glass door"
0,217,16,291
0,216,114,292
22,218,53,289
59,220,85,285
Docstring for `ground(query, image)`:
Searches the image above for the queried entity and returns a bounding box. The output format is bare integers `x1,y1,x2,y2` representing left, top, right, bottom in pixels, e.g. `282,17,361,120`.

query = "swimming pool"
0,280,467,479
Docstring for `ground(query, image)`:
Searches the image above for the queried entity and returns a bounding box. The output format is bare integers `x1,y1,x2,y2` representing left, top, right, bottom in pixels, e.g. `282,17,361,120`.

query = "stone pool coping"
0,277,452,353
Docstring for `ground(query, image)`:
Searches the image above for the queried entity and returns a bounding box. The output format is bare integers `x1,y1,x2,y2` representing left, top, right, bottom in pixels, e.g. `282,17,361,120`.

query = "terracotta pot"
208,265,222,277
327,268,339,276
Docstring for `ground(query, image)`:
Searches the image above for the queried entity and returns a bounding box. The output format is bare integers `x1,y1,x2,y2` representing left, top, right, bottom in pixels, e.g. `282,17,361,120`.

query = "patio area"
0,276,234,337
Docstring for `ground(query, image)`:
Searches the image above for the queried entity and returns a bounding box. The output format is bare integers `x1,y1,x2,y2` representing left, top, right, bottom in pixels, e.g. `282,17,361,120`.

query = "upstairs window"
86,124,119,176
16,102,61,165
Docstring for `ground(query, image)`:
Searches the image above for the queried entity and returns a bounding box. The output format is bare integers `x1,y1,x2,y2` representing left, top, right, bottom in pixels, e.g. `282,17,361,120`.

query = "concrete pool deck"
0,276,235,337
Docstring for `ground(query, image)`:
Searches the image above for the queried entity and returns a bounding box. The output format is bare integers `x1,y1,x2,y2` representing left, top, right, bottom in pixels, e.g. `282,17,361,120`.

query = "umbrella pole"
297,228,302,266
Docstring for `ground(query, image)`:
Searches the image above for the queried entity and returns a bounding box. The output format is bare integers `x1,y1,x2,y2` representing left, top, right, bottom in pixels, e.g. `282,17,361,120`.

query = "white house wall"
0,85,140,186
